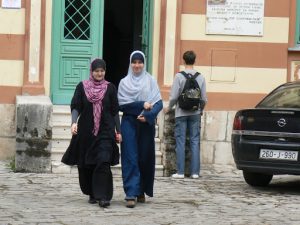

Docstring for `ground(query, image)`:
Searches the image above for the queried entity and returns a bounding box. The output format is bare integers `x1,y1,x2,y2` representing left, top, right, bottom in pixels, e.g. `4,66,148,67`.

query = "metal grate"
64,0,91,40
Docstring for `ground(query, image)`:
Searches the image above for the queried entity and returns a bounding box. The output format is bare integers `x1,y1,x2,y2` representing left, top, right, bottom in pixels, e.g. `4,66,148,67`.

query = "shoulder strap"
180,71,200,79
179,71,189,79
180,71,194,80
193,72,200,79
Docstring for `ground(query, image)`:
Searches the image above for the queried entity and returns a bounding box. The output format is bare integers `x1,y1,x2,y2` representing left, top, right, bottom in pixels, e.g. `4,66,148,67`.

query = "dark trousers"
78,162,113,201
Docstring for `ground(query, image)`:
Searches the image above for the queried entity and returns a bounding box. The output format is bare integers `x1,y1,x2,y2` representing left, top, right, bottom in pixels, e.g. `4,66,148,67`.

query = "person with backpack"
164,50,207,179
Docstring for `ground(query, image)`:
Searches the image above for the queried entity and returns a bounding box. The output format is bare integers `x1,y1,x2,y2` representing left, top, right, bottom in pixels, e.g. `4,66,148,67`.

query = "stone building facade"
0,0,300,172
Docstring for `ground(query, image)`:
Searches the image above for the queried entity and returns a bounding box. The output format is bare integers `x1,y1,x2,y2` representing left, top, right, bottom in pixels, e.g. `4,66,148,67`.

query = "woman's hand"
116,132,122,143
71,123,78,135
143,102,153,110
137,115,147,123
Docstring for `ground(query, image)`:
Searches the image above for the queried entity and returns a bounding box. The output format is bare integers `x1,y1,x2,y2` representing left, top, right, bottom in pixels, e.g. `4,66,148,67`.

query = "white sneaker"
191,174,199,179
172,173,184,179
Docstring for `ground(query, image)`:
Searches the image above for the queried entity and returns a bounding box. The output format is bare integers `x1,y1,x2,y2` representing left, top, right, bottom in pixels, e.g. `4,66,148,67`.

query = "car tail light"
233,115,243,130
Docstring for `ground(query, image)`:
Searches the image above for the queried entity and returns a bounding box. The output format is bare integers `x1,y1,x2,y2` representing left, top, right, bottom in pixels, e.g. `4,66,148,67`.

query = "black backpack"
178,71,204,111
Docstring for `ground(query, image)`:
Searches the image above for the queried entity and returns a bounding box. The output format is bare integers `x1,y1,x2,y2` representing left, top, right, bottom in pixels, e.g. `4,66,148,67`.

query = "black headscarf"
91,59,106,71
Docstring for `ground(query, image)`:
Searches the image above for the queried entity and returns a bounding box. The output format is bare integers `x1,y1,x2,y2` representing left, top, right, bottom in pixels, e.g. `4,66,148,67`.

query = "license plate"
259,149,298,161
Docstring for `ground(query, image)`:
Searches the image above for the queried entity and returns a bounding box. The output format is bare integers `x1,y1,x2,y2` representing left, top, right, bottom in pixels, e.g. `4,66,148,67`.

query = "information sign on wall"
2,0,21,9
206,0,264,36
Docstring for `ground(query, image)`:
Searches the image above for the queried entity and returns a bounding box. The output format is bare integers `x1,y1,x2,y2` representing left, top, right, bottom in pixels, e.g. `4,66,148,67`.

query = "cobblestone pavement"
1,161,300,225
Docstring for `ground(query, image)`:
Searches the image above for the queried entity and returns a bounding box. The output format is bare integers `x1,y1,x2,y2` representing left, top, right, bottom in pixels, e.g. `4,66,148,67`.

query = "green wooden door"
51,0,104,104
141,0,154,73
296,0,300,45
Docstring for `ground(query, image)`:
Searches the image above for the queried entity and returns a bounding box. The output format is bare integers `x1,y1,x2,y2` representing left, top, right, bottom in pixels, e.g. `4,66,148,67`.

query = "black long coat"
61,82,119,167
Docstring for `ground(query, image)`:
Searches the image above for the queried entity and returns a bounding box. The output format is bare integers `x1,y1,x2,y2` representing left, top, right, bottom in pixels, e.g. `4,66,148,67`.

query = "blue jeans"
175,115,200,175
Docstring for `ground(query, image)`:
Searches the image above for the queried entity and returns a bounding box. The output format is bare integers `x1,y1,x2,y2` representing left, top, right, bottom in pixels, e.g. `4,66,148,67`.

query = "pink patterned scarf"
82,59,109,136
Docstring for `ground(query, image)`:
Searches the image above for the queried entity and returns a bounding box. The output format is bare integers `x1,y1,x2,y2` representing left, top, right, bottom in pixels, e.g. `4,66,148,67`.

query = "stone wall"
0,104,16,160
160,110,236,176
15,96,52,173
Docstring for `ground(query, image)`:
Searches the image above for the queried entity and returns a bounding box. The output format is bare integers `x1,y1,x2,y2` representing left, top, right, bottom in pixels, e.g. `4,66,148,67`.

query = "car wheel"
242,171,273,187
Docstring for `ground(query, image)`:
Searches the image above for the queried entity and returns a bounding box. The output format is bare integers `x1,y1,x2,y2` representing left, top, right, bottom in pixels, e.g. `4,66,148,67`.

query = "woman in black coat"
62,59,121,208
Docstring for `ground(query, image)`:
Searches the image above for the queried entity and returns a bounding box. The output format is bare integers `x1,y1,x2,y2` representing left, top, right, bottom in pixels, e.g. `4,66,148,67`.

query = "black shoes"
88,196,97,204
99,200,110,208
137,194,145,203
89,195,110,207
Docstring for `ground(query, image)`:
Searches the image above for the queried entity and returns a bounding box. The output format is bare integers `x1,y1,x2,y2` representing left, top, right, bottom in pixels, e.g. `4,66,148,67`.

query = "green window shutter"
296,0,300,45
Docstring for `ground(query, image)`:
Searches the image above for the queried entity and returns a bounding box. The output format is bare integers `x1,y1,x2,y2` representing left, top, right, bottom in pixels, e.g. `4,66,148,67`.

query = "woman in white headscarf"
118,50,162,208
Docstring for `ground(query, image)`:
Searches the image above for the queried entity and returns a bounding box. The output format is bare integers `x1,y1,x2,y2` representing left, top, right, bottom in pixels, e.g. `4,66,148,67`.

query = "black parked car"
232,81,300,186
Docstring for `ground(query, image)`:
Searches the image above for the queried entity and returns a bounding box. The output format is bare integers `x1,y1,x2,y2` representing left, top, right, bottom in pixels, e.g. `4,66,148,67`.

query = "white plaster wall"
163,0,177,86
0,8,25,34
0,7,25,87
28,0,41,83
44,0,53,96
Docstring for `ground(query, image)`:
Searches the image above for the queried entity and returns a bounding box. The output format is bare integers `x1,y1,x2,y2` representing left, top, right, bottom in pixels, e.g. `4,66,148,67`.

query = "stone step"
52,126,72,139
51,137,161,152
110,164,164,177
51,148,162,165
53,105,70,113
51,105,163,174
52,115,71,126
51,161,164,177
53,105,125,117
52,109,159,137
52,125,159,139
52,122,159,138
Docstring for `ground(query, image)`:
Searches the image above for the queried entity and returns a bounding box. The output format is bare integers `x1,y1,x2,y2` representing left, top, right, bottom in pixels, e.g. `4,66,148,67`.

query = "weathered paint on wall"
158,0,296,111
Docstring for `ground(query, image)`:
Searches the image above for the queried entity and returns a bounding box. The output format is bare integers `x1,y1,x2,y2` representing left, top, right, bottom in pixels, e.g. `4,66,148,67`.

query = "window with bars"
296,0,300,45
64,0,91,40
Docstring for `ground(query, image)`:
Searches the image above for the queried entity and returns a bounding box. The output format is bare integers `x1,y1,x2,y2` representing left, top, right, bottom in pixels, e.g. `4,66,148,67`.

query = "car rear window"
257,86,300,109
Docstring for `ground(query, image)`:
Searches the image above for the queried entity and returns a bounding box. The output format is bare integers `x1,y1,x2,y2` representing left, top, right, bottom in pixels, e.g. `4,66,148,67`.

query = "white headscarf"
118,50,161,106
